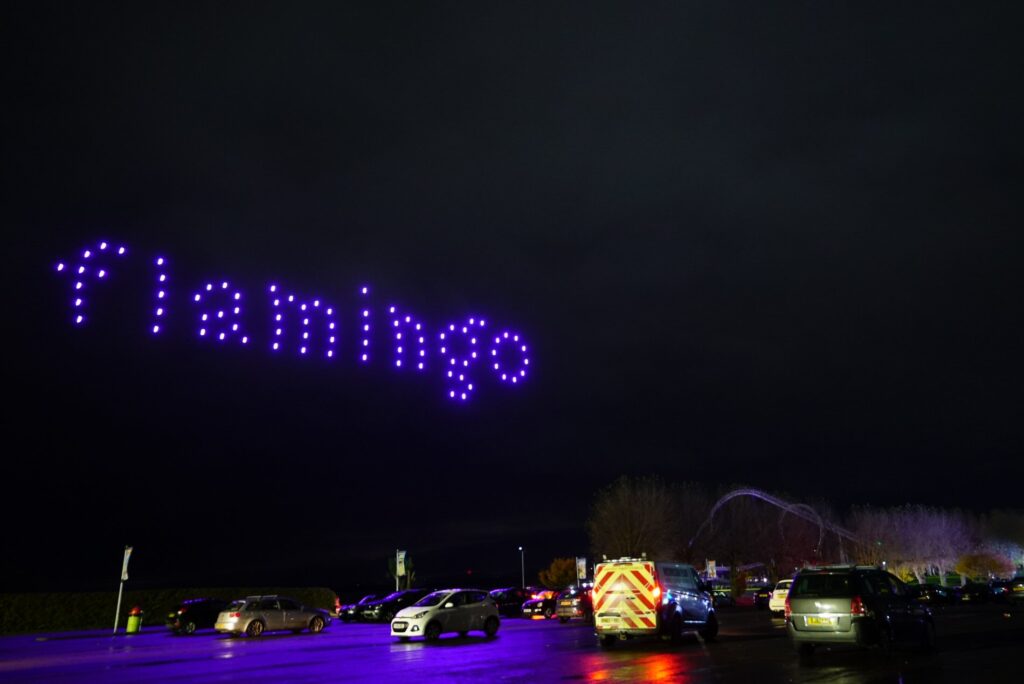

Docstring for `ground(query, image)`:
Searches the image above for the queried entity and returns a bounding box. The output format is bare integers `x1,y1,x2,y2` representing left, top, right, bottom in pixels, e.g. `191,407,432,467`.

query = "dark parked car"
488,587,533,617
339,594,382,622
753,585,773,610
166,598,229,635
556,585,593,623
990,578,1024,604
955,582,991,603
360,589,432,622
521,589,559,619
786,566,934,656
908,583,955,605
707,581,735,608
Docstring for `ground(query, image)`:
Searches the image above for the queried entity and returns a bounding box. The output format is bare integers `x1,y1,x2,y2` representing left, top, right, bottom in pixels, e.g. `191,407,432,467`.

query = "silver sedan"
215,595,331,637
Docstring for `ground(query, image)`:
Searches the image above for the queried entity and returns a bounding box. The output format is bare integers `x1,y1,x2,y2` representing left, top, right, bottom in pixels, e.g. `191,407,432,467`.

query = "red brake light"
652,585,662,599
229,612,241,618
850,595,866,616
784,595,792,619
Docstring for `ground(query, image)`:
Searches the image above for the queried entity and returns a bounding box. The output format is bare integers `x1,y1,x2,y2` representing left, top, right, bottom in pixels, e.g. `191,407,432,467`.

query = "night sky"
4,2,1022,593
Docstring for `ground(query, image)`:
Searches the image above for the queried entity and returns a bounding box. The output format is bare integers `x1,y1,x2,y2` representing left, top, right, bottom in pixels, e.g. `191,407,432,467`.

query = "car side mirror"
444,602,454,609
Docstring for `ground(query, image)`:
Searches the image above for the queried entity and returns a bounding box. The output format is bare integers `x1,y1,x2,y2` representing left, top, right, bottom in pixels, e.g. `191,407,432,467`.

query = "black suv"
339,594,382,622
360,589,432,622
786,566,934,656
166,598,229,635
488,587,533,617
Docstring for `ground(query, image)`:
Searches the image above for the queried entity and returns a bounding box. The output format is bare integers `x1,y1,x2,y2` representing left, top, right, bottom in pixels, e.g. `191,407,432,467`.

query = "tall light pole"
518,546,524,588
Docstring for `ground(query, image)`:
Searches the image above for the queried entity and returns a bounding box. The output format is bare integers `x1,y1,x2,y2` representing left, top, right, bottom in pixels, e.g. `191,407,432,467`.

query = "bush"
0,587,337,635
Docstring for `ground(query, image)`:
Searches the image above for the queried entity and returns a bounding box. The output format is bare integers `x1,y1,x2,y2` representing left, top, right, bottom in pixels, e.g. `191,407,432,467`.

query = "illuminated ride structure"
54,239,531,403
689,488,860,564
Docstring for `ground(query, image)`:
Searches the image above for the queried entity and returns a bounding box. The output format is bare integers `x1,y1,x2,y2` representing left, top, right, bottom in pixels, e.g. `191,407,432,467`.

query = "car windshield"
381,591,405,602
414,591,452,607
790,573,855,597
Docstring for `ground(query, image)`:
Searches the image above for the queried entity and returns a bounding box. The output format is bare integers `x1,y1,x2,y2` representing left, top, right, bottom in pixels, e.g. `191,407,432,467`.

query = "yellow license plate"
806,616,834,626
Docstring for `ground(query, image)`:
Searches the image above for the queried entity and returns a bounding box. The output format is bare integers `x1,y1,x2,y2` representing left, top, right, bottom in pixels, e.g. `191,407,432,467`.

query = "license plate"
392,622,407,632
560,601,572,606
806,616,835,626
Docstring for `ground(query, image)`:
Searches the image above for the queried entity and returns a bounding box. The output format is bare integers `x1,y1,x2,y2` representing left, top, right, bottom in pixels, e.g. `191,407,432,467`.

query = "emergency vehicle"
592,557,717,648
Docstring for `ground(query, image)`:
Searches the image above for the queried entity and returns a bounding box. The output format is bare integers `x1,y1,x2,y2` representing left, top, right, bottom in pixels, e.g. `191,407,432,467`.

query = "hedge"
0,587,337,635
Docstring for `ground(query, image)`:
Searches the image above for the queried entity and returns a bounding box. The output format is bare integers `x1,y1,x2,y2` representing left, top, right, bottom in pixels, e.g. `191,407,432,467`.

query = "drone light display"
55,240,531,402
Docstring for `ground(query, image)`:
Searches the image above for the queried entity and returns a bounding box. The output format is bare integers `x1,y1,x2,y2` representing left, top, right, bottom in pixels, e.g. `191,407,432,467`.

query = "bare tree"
588,476,691,560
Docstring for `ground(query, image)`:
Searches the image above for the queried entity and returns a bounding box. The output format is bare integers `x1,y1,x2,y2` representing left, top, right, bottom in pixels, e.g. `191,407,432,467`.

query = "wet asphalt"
0,603,1020,683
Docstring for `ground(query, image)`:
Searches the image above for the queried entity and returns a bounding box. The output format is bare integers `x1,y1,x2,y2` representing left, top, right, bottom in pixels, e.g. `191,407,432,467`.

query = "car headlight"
409,611,429,619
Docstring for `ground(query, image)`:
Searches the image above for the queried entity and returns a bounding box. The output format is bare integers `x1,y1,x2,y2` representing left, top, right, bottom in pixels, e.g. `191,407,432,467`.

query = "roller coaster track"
688,488,859,562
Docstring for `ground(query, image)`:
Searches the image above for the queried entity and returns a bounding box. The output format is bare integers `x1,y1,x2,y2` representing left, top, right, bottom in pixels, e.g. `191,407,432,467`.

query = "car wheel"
599,635,617,649
558,616,570,624
920,621,936,652
309,616,325,634
670,615,684,643
543,607,554,619
698,612,718,641
246,620,264,638
183,621,196,635
484,616,499,638
424,621,442,641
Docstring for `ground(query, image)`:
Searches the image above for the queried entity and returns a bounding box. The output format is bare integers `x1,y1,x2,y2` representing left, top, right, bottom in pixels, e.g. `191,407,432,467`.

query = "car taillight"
229,612,240,618
784,595,791,619
850,595,866,616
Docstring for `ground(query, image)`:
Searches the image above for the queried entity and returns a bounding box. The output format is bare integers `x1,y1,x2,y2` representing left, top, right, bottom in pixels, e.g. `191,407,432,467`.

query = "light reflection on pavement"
0,605,1019,683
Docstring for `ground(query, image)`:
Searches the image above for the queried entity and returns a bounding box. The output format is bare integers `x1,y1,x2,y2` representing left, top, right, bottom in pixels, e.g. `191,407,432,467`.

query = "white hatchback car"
769,579,792,616
390,589,500,641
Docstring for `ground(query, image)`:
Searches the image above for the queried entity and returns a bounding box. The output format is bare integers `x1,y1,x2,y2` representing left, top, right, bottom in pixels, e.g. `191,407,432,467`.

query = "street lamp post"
518,546,524,588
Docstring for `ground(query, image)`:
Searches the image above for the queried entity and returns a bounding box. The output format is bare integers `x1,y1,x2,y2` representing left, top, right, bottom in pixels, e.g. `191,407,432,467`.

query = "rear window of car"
790,573,856,597
775,580,792,590
226,600,247,611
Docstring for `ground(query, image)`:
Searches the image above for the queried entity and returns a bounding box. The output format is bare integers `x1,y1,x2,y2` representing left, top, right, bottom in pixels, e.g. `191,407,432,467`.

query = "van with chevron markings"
592,557,717,648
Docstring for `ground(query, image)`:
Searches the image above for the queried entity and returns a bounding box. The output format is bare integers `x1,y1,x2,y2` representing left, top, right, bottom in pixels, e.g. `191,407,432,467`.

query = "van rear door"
593,560,659,634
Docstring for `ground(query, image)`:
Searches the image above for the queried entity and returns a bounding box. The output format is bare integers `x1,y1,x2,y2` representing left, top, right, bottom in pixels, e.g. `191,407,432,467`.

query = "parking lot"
0,605,1019,683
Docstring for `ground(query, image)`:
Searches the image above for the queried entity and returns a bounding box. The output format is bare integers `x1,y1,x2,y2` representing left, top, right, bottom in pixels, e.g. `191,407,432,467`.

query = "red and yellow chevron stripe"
594,561,659,631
